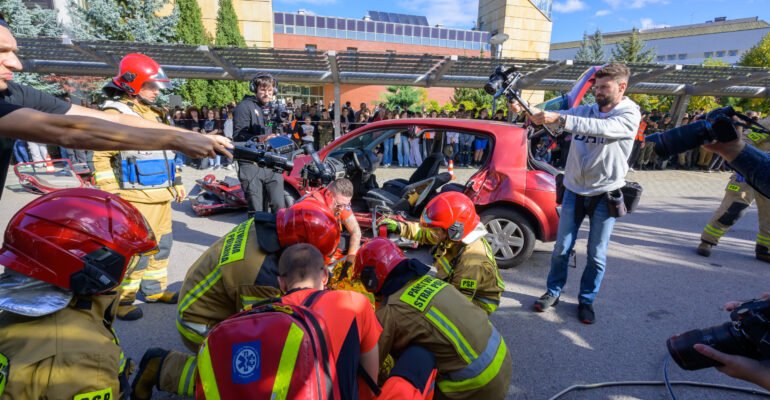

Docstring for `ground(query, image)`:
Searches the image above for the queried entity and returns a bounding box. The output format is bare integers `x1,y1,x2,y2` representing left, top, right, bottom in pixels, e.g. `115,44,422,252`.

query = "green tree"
209,0,250,106
574,33,592,62
589,29,606,62
736,32,770,114
175,0,211,106
68,0,178,42
381,86,427,112
610,28,655,63
0,0,64,94
450,88,493,111
685,58,727,114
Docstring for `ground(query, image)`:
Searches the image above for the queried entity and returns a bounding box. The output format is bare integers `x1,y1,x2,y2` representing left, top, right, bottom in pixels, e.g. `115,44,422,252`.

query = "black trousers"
238,162,286,215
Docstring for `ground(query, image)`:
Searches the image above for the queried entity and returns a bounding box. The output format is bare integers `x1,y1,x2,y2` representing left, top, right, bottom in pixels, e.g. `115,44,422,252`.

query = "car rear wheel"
480,207,535,269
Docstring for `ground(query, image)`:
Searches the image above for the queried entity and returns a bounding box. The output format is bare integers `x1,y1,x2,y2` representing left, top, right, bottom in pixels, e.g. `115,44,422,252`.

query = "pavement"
2,165,770,400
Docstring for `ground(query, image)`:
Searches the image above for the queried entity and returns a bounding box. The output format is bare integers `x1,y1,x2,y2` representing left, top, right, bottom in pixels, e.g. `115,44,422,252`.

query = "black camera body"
645,106,741,158
484,65,523,102
233,138,294,172
667,298,770,370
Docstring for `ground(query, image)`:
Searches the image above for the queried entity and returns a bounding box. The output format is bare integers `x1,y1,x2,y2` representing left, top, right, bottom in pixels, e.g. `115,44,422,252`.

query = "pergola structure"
17,37,770,134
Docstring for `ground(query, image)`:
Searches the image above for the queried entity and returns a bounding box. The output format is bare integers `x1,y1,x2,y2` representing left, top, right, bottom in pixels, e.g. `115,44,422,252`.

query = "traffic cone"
44,155,55,173
448,159,455,180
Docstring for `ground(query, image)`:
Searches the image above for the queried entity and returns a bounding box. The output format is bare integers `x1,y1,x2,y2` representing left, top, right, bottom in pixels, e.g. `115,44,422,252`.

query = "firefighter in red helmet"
131,202,341,399
379,192,505,314
92,53,184,321
353,238,512,400
0,188,158,399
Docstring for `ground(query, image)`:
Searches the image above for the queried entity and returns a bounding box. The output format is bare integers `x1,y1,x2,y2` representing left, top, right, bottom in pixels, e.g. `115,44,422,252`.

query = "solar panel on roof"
368,11,428,26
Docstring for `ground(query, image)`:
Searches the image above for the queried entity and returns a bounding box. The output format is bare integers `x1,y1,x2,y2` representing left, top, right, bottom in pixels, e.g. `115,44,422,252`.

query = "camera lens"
484,77,502,96
646,120,713,159
667,322,753,370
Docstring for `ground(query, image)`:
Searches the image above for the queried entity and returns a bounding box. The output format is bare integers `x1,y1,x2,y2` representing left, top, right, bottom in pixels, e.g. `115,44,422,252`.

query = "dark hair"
595,62,631,83
278,243,325,284
329,178,354,197
0,12,9,29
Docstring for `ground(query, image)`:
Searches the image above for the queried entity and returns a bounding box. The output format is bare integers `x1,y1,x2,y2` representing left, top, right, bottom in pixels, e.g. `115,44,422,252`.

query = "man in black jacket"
233,73,286,216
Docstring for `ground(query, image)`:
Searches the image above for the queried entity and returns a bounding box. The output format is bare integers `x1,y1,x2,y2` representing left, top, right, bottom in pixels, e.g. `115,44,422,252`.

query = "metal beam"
669,95,691,127
415,55,458,87
628,64,681,86
687,70,770,95
197,45,243,80
327,50,340,84
63,37,119,67
517,60,574,89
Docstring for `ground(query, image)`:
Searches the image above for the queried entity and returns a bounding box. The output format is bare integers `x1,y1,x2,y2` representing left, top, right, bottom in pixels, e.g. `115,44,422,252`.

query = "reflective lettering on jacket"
73,387,113,400
400,275,449,312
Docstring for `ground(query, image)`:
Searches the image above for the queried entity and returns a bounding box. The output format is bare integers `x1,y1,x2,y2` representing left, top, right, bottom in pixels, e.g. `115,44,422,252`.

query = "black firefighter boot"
756,244,770,263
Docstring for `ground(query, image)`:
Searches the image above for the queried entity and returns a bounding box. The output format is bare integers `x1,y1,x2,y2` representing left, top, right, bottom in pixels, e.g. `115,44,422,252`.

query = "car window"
327,128,404,158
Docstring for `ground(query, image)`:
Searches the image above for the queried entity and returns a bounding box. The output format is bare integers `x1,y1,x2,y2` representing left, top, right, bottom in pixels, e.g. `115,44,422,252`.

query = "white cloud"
640,18,670,30
595,9,611,16
397,0,478,28
604,0,668,9
553,0,588,13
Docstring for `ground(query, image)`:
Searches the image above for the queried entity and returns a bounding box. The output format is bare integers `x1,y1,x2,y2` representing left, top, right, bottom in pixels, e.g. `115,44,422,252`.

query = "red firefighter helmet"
0,188,157,297
112,53,170,95
354,238,407,294
420,192,480,241
276,201,340,259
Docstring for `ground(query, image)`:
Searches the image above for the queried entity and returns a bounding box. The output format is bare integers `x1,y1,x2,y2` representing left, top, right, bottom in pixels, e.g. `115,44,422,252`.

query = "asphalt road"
2,165,769,400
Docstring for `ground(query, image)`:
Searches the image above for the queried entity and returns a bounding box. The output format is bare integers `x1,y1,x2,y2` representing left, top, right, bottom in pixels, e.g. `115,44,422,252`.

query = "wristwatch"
557,115,567,130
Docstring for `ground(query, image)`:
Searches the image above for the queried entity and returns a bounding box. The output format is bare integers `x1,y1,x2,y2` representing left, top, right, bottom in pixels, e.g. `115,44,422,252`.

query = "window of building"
306,16,315,28
386,50,396,54
295,26,306,35
286,26,295,34
704,51,713,58
716,51,725,57
657,55,665,62
347,47,358,53
305,44,317,51
667,54,676,60
274,24,284,33
729,50,738,56
678,53,687,60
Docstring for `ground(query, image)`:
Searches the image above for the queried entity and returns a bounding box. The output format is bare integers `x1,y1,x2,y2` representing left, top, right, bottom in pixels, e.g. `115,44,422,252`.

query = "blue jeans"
546,189,616,305
383,138,393,166
399,135,410,166
208,155,221,168
13,140,30,163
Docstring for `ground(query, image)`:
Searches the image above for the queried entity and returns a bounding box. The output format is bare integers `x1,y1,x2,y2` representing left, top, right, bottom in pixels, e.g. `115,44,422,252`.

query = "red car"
285,118,557,268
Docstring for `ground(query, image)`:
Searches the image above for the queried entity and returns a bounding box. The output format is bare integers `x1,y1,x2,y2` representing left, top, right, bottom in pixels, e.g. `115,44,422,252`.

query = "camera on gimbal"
667,298,770,370
484,65,523,102
645,106,749,158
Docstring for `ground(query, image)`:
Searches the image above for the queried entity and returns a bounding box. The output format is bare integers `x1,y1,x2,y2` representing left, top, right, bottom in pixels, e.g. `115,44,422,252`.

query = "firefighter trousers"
701,176,770,249
121,200,173,302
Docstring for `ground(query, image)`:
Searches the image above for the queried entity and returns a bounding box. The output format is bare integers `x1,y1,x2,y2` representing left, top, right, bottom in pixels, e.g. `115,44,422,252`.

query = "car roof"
352,118,522,136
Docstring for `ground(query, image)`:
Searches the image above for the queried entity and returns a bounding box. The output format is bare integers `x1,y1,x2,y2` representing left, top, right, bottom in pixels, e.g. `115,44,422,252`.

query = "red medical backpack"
195,299,338,399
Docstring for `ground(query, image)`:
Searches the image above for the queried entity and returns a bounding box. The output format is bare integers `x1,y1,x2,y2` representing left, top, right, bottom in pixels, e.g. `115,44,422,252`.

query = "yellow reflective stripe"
400,275,449,312
426,306,477,364
178,266,223,334
272,323,305,400
437,333,508,393
121,278,141,291
0,352,7,395
94,171,116,182
704,224,725,238
240,295,269,309
176,319,206,346
197,339,221,400
757,234,770,246
437,257,453,276
727,184,741,192
178,356,197,396
142,269,167,279
482,239,505,290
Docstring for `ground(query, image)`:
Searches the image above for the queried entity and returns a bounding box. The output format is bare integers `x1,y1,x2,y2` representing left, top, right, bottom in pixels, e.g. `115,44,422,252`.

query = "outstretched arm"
1,107,232,158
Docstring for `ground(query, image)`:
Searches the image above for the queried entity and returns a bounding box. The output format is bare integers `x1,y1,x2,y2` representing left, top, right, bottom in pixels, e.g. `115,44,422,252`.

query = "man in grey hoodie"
512,63,641,324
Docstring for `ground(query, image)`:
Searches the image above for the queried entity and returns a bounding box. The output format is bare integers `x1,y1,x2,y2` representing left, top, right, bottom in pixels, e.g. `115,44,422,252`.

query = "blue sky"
273,0,770,43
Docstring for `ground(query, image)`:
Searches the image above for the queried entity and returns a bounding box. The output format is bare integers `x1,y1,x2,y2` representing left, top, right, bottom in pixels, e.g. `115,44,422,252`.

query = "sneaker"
131,348,170,400
224,164,234,170
144,291,179,304
533,292,560,312
578,303,595,324
696,241,713,257
116,302,143,321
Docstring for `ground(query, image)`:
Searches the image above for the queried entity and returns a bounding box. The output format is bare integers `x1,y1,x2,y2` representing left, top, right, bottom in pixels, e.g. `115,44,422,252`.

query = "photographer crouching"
233,73,287,217
510,62,641,324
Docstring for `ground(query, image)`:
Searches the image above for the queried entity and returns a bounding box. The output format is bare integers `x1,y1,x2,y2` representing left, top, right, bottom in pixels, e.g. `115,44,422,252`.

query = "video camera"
233,138,294,172
646,106,770,158
300,143,347,185
485,65,556,137
667,298,770,370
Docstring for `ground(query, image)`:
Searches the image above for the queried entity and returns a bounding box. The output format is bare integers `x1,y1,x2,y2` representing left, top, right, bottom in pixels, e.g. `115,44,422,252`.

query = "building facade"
550,17,770,65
